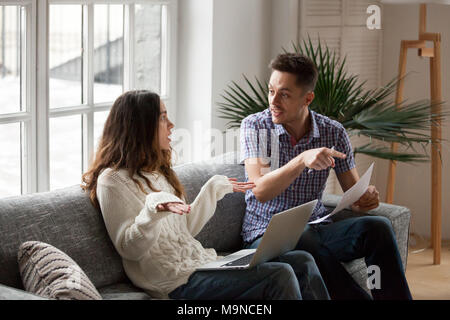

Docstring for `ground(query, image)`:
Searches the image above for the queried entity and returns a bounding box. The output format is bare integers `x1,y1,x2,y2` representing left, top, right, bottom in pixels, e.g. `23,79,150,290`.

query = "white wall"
176,0,298,163
269,0,300,59
175,0,213,162
378,3,450,239
211,0,272,133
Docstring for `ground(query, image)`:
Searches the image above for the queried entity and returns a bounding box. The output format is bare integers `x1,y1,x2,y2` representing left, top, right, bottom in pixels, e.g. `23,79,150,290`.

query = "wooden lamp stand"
385,3,442,265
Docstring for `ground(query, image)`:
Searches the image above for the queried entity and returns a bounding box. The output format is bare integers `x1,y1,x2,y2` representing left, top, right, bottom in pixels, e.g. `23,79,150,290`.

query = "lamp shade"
381,0,450,4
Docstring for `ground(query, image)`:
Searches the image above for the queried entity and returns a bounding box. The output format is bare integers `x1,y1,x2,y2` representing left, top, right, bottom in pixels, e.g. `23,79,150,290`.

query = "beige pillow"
18,241,102,300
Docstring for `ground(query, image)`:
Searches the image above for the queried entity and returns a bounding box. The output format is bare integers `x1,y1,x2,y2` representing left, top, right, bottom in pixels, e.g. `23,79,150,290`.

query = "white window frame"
0,0,37,194
0,0,177,195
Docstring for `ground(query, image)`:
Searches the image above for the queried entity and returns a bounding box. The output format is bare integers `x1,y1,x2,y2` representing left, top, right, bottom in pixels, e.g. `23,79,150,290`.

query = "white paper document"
309,163,374,225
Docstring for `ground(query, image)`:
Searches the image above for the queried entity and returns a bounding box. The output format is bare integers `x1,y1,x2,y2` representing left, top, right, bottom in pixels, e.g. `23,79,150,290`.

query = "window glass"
94,4,123,104
0,2,175,197
134,4,162,93
0,5,23,114
93,110,109,152
49,115,82,190
49,5,83,108
0,122,22,197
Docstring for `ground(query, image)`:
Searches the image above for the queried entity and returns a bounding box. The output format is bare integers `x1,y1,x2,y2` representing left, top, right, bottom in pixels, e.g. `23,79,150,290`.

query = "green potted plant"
218,37,445,162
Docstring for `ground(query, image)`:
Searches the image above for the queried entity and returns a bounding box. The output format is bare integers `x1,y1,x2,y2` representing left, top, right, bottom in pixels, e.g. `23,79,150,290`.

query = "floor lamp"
381,0,446,265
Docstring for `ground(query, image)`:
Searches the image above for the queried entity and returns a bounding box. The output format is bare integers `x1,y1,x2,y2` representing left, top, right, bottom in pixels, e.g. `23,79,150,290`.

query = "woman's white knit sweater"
96,168,234,298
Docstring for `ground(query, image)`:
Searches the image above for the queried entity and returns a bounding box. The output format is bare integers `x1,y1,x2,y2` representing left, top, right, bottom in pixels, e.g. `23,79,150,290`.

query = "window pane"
0,6,23,114
49,115,82,190
49,5,83,108
134,4,161,93
94,5,123,104
0,123,21,197
93,110,109,152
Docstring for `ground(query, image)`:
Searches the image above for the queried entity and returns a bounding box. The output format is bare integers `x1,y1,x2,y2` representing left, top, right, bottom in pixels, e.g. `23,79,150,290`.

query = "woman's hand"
156,202,191,215
228,178,256,193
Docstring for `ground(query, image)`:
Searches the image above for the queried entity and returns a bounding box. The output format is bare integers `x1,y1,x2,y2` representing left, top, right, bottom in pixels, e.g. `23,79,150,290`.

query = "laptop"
196,199,318,270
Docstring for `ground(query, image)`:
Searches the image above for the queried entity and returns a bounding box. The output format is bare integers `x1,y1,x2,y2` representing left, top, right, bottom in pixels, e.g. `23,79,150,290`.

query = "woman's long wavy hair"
81,90,185,210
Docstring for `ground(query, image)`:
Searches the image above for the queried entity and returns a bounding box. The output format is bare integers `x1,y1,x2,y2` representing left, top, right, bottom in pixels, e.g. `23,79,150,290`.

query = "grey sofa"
0,153,411,300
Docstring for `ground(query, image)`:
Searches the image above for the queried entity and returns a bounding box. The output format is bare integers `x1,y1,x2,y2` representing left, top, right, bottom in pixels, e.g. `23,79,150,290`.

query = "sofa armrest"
322,193,411,271
0,284,48,300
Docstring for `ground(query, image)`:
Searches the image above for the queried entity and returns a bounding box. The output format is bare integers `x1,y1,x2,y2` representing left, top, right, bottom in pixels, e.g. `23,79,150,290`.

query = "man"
239,53,412,300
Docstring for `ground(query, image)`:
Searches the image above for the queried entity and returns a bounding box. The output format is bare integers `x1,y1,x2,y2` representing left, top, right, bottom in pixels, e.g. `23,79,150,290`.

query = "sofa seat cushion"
18,241,102,300
97,282,152,300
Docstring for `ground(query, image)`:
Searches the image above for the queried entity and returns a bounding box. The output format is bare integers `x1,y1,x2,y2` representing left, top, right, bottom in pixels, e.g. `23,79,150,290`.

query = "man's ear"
305,91,315,107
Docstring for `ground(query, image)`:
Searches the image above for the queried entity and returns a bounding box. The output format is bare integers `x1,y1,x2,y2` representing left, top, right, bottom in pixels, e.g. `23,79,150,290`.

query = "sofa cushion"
341,259,371,296
174,152,247,252
18,241,102,300
97,282,152,300
0,185,126,290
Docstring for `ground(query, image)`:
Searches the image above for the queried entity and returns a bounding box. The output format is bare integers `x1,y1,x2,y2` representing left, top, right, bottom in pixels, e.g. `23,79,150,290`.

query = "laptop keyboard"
222,253,255,267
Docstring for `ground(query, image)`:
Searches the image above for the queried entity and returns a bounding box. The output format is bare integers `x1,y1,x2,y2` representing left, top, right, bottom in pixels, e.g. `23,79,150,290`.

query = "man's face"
268,70,314,125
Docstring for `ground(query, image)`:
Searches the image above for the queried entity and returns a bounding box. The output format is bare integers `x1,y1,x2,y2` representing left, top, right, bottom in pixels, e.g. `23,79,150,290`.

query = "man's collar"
310,110,320,139
271,109,321,140
274,122,287,136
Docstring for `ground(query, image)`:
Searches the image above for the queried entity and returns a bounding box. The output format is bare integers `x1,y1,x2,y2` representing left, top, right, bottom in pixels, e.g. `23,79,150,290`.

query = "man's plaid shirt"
239,108,356,243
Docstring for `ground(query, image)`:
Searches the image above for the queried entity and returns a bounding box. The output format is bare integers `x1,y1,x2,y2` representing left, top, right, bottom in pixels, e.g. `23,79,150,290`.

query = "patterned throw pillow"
17,241,102,300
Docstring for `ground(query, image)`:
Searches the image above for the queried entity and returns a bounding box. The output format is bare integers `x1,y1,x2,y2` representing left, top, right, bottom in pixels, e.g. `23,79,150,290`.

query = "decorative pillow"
17,241,102,300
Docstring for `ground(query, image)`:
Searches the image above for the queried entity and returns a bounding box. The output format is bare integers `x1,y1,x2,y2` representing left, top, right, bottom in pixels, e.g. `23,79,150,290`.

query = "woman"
81,90,329,300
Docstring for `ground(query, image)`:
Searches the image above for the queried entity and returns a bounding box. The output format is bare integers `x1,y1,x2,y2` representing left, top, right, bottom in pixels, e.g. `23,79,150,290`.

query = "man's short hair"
269,53,318,92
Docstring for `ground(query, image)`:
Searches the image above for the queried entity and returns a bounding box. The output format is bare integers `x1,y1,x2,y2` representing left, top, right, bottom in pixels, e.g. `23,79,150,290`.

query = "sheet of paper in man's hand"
309,163,374,225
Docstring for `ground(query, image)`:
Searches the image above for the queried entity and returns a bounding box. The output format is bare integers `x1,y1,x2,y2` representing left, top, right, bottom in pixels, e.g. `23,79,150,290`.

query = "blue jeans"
296,214,412,300
168,250,330,300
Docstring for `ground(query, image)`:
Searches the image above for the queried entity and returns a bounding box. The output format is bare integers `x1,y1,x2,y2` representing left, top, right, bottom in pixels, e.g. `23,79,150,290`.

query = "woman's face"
158,101,174,151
